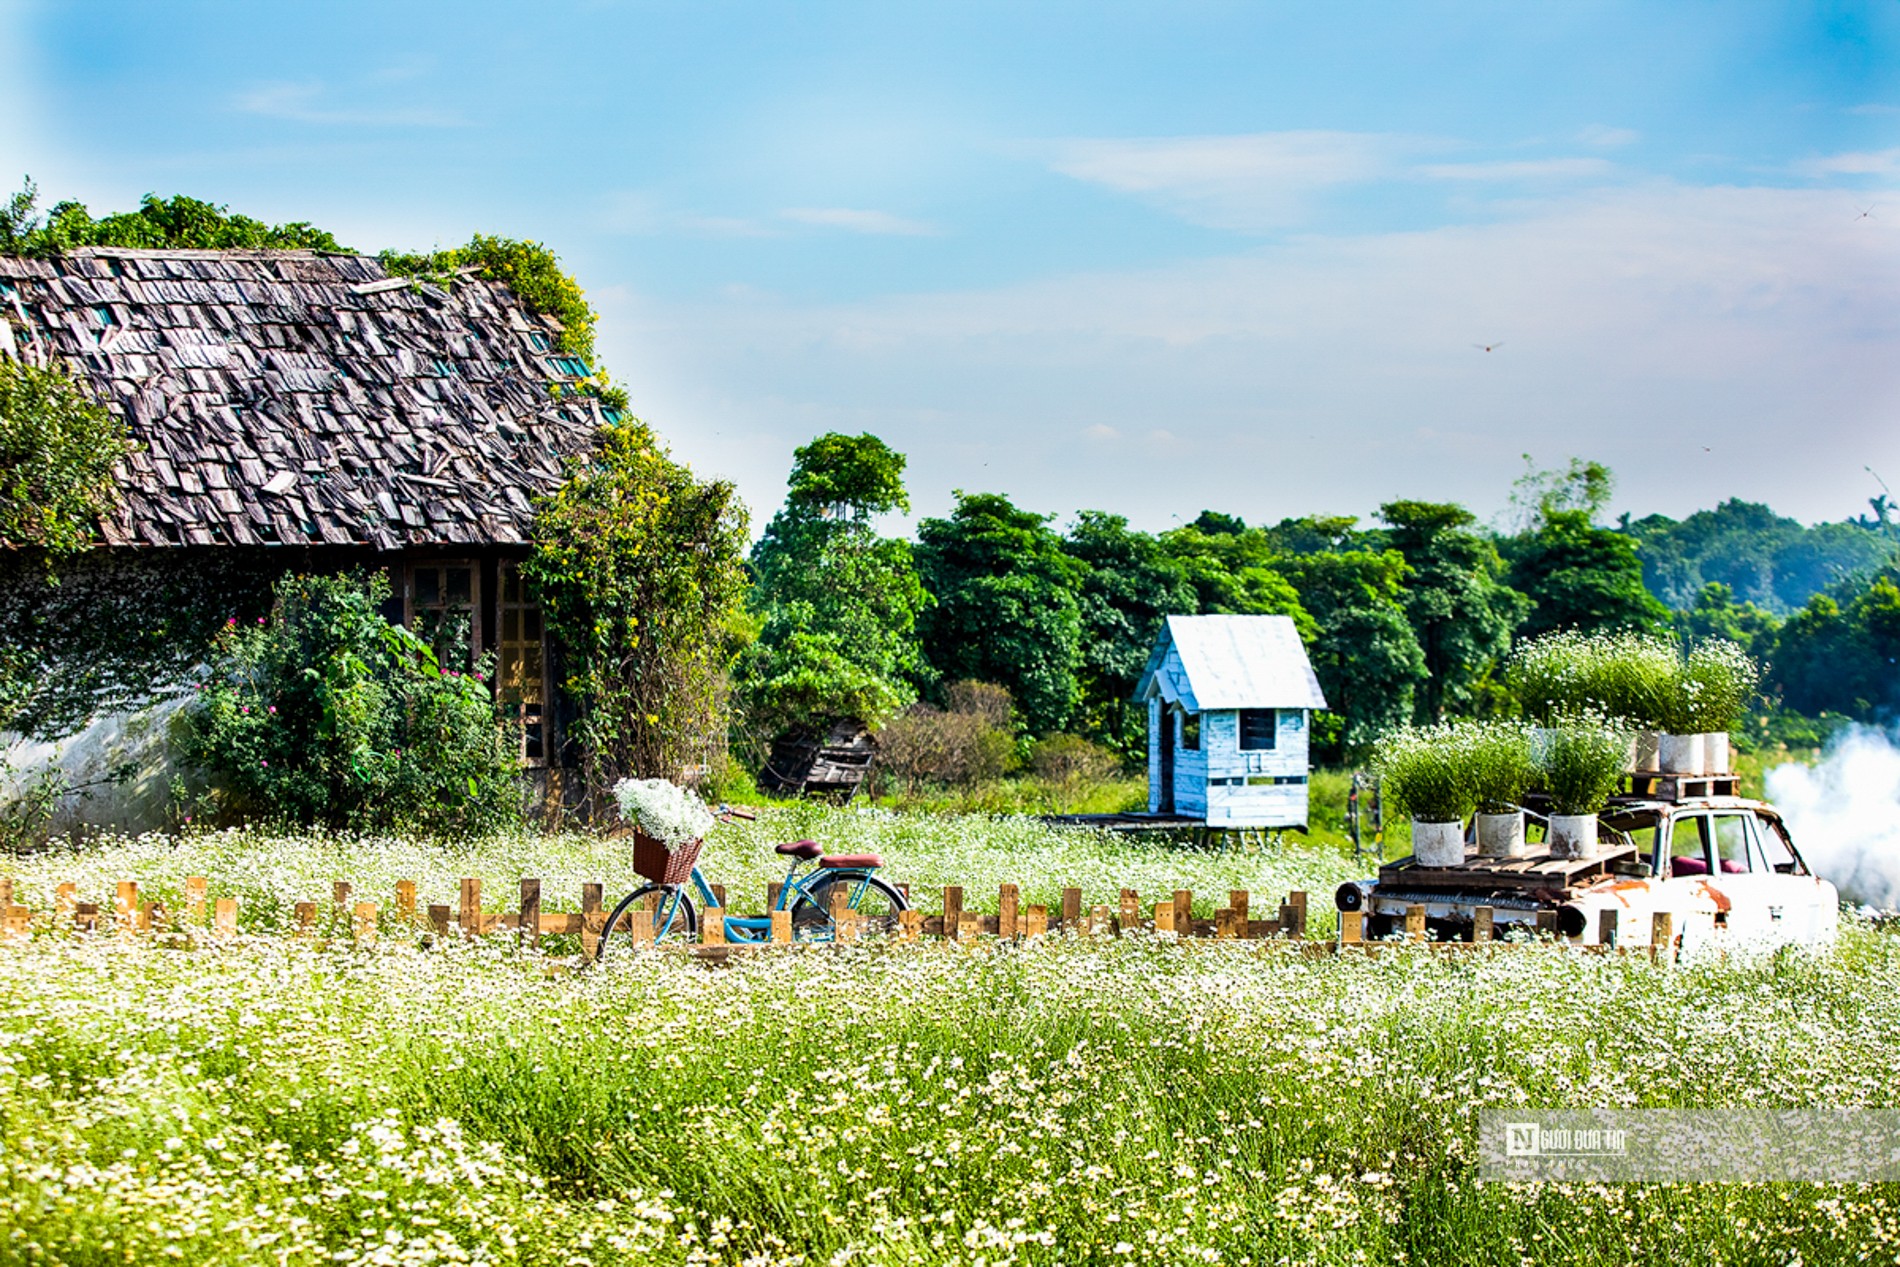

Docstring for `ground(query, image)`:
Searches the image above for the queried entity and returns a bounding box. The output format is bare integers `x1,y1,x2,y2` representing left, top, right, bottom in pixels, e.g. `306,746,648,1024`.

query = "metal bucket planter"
1476,811,1526,859
1412,819,1467,868
1702,731,1731,776
1548,813,1599,860
1630,730,1662,773
1659,732,1704,776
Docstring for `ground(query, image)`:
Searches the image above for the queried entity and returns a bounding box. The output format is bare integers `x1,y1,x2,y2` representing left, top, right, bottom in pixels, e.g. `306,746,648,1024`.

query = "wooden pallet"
1379,841,1638,893
1622,772,1740,801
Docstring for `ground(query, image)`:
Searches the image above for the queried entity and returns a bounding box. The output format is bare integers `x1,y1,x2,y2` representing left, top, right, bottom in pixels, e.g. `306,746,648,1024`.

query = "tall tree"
1273,549,1427,759
1378,500,1526,722
1768,574,1900,718
915,492,1085,735
1062,511,1197,757
739,433,929,742
1505,509,1670,640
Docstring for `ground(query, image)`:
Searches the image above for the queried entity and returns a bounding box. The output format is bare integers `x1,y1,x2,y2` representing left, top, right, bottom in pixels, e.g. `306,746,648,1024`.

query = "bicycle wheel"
792,874,908,940
599,884,698,957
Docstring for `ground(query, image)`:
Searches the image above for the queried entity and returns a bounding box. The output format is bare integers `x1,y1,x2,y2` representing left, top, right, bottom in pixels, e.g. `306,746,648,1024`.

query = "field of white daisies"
5,806,1900,1267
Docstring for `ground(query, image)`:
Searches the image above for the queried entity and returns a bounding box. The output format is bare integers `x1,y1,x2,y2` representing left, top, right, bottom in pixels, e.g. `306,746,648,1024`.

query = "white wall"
1,694,190,835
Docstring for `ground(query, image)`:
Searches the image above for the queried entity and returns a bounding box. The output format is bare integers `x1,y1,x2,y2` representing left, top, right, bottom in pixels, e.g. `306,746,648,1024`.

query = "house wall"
1202,708,1312,828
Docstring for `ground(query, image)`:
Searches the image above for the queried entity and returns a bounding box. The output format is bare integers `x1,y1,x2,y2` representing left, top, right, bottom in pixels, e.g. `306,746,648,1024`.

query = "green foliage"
1505,509,1670,639
1506,629,1678,730
871,686,1019,795
1157,524,1316,641
1273,547,1426,760
0,358,136,558
1464,720,1538,814
1378,500,1528,722
380,233,602,367
1534,715,1631,816
1767,573,1900,720
740,433,928,743
1,178,344,256
179,572,522,834
1373,724,1477,823
1624,497,1893,613
524,418,749,802
915,492,1086,735
1505,454,1615,530
1061,511,1198,757
1675,582,1780,660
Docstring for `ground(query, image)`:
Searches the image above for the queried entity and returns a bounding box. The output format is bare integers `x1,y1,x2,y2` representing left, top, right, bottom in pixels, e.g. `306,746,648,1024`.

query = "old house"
1135,614,1327,829
0,246,609,825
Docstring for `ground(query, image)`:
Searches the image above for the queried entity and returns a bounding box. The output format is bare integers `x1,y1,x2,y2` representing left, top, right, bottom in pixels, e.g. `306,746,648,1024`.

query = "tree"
0,358,137,558
1061,512,1197,757
1158,525,1316,641
2,178,344,257
1378,500,1526,722
1768,574,1900,718
915,492,1084,735
740,433,929,743
1505,509,1670,640
1676,582,1780,661
1273,550,1427,759
524,419,749,803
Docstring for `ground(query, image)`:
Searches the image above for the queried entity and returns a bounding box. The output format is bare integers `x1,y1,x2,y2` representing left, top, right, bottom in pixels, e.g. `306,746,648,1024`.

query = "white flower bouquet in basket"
611,778,716,884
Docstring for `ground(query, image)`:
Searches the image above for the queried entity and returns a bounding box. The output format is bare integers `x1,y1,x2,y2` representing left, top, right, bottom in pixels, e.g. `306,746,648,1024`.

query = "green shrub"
1028,732,1121,787
181,572,523,834
0,358,137,558
1465,720,1537,814
1505,630,1675,729
1669,638,1761,733
1372,724,1475,824
1534,716,1630,816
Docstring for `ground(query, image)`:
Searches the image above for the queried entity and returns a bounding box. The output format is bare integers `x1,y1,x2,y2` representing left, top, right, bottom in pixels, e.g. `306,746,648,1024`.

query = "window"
1239,709,1277,751
1712,814,1755,875
1754,815,1797,874
497,562,548,766
406,561,479,671
1179,709,1200,751
1247,774,1307,786
1666,815,1711,877
526,331,551,352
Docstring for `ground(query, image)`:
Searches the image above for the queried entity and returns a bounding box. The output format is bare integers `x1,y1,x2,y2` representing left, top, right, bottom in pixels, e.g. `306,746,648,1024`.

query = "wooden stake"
1119,888,1141,935
581,884,603,960
1535,910,1558,938
702,906,727,945
1173,889,1192,934
1340,910,1364,945
942,886,963,933
1214,907,1238,939
295,902,317,936
772,909,794,944
1474,906,1495,943
1230,889,1250,926
395,880,417,922
333,881,352,915
1088,904,1111,937
185,876,208,925
1404,904,1427,942
1061,887,1083,930
214,897,237,937
1025,905,1048,938
55,882,75,924
353,902,378,944
428,904,451,937
519,878,541,949
711,883,727,910
898,909,922,943
458,878,480,937
1154,900,1177,935
957,911,980,944
998,884,1020,939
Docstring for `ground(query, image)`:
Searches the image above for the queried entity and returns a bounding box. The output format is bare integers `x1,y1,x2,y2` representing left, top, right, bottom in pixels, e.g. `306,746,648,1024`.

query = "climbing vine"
0,358,136,558
522,418,750,807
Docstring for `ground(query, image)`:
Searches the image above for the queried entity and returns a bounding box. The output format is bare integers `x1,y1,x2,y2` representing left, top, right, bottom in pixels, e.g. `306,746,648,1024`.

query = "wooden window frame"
496,560,552,768
402,558,483,671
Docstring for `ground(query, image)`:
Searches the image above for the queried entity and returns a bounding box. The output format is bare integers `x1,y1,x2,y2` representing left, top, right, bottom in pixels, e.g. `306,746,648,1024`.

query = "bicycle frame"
647,857,885,943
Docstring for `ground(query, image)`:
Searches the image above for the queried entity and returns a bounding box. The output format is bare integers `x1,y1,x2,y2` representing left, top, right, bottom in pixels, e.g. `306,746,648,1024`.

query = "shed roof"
0,247,606,550
1134,614,1327,711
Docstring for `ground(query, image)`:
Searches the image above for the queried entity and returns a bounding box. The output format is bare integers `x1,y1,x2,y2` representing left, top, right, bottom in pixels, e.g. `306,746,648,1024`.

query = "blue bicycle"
598,807,908,953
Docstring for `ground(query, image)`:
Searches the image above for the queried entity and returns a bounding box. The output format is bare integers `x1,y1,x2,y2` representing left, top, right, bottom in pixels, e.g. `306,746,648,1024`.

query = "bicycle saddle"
775,839,823,860
820,853,883,869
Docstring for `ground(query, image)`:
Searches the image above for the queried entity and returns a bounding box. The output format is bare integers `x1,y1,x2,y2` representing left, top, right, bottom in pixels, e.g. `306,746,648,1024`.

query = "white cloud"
779,207,938,236
1577,125,1641,148
1794,148,1900,177
234,80,464,128
1418,157,1616,181
601,182,1900,530
1049,130,1414,230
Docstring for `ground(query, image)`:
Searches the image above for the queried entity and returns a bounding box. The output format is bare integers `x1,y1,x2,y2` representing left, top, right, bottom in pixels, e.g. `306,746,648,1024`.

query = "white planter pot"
1412,819,1467,868
1476,811,1526,859
1630,730,1661,773
1702,731,1731,775
1548,813,1599,860
1659,732,1704,776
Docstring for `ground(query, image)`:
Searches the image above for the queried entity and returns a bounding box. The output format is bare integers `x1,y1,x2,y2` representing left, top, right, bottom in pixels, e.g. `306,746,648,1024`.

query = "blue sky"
3,1,1897,533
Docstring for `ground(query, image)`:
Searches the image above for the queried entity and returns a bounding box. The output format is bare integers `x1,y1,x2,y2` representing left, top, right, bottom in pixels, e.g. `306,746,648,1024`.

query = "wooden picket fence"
0,874,1314,959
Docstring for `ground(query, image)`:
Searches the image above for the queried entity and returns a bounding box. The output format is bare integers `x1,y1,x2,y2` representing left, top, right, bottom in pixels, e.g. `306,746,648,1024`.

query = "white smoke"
1766,726,1900,910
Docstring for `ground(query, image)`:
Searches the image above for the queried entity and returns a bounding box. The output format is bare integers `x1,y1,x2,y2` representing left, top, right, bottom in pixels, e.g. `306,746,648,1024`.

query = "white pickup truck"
1335,790,1839,953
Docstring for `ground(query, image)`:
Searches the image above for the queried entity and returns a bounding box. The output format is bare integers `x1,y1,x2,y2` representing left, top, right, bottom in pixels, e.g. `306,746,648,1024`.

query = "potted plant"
1678,639,1759,775
1533,716,1631,860
1586,632,1675,772
1504,631,1590,729
1467,720,1536,858
1374,725,1476,868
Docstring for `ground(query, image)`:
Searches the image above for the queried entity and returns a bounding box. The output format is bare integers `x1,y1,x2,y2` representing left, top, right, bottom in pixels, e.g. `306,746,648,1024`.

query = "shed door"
1159,707,1175,814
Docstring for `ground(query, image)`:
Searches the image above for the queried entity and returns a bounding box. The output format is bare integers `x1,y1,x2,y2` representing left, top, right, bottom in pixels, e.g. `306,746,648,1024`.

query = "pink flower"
260,759,269,767
241,706,250,714
257,616,265,625
267,706,276,714
226,618,237,627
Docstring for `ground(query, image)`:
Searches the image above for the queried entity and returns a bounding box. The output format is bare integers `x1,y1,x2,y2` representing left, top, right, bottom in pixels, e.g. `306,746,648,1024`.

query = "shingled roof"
0,247,608,550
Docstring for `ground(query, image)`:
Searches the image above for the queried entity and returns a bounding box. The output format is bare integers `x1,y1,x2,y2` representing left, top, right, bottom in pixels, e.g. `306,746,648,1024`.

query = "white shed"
1134,615,1328,828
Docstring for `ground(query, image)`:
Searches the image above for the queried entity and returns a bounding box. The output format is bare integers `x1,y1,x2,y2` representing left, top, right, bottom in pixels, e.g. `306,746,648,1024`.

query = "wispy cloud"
600,192,781,237
1417,157,1616,181
1050,130,1412,230
1795,147,1900,177
780,207,938,236
1848,103,1900,116
234,80,464,128
1577,125,1641,148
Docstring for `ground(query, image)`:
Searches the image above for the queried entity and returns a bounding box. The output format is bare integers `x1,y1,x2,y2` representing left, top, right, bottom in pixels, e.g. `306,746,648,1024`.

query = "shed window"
1239,709,1277,751
406,561,480,672
497,562,549,766
1179,710,1200,751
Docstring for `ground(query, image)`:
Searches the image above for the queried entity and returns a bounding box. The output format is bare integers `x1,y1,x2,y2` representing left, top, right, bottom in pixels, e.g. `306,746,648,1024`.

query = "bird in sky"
1473,342,1504,353
1856,205,1876,221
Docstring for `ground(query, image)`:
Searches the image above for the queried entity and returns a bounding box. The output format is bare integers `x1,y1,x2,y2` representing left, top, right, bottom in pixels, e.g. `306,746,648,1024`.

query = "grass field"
4,790,1890,1267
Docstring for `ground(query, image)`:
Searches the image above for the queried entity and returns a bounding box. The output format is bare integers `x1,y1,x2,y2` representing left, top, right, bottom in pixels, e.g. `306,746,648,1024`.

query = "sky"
3,0,1897,535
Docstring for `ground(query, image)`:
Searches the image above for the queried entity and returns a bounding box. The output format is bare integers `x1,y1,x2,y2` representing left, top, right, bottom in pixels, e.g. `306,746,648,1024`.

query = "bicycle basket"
630,829,705,886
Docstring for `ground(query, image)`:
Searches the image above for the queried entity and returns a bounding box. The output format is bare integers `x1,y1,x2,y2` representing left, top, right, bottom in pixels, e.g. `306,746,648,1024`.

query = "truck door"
1749,810,1838,943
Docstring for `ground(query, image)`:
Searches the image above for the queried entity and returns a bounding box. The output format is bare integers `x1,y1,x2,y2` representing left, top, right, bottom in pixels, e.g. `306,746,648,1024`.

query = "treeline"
739,440,1899,766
